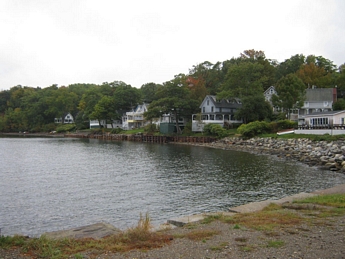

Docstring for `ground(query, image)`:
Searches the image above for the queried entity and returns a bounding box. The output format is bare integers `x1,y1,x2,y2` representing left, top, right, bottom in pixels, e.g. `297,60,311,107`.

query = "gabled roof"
200,95,242,109
303,110,345,117
305,88,335,102
134,103,148,113
264,86,276,95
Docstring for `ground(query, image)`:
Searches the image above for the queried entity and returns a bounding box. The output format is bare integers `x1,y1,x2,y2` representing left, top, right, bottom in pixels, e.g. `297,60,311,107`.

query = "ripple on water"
1,137,345,236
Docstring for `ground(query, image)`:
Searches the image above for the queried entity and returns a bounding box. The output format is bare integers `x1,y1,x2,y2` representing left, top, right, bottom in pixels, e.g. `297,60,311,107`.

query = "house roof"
305,88,335,102
200,95,242,109
264,86,276,95
302,110,345,117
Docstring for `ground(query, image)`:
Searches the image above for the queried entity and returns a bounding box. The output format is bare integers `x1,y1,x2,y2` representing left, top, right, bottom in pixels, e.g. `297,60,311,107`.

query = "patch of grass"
224,203,302,231
210,242,228,251
0,235,28,248
317,208,345,218
234,237,248,242
185,229,220,241
264,231,280,237
233,224,241,229
0,213,173,258
266,240,285,248
294,194,345,208
239,245,254,252
172,229,219,241
201,213,223,224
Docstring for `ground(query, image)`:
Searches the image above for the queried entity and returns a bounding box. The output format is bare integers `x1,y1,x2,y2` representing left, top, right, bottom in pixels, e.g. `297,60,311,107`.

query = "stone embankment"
207,137,345,173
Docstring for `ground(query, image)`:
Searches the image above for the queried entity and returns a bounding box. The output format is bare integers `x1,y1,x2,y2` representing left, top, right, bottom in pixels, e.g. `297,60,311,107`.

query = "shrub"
42,123,56,133
144,123,158,133
56,123,76,133
203,124,228,138
269,120,297,133
237,121,271,138
110,127,123,134
182,122,193,135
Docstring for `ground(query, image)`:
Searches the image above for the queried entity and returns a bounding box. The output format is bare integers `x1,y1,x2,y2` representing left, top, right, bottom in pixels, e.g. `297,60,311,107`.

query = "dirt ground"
2,180,345,259
1,207,345,259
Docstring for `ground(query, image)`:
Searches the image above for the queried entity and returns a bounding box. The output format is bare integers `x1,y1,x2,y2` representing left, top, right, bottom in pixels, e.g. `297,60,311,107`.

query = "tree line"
1,49,345,133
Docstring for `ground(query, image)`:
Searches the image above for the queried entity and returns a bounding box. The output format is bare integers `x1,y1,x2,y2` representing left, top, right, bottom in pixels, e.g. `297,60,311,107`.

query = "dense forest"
1,50,345,133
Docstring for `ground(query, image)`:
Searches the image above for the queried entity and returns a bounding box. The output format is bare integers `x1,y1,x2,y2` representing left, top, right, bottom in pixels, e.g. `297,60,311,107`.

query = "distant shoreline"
0,132,65,138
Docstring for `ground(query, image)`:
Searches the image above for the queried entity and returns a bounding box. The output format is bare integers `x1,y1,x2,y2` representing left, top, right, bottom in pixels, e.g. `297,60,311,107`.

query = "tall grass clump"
0,213,173,258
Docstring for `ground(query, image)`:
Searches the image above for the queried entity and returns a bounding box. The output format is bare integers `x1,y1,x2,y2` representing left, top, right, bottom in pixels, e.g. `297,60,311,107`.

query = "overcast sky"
1,0,344,91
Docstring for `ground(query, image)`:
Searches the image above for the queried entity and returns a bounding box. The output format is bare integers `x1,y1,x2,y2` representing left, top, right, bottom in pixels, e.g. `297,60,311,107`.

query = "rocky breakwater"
208,137,345,173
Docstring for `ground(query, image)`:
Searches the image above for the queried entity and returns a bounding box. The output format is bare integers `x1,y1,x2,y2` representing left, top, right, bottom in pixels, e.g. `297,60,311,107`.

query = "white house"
122,103,149,130
192,95,243,132
295,110,345,135
298,87,337,124
264,86,281,113
264,86,277,103
89,119,122,129
54,113,74,124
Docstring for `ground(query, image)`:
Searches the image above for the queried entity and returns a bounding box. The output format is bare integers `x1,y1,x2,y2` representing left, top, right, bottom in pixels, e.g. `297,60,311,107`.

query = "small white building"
295,110,345,135
89,119,122,129
54,113,74,124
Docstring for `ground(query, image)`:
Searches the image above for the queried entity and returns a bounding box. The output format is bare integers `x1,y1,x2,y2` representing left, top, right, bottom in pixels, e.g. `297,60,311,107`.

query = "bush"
270,120,297,133
42,123,56,133
182,122,193,135
237,121,271,138
143,123,158,133
203,124,228,138
110,127,123,134
56,123,76,133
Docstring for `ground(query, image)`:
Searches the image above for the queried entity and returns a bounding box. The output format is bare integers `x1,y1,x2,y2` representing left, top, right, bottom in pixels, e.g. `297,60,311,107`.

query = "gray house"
192,95,243,132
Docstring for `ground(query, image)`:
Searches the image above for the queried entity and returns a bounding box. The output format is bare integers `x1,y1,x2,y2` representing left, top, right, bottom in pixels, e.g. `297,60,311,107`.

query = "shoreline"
2,133,345,238
42,183,345,240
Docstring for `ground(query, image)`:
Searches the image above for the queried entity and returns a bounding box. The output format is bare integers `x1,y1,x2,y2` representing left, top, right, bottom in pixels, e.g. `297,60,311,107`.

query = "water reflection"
1,137,345,237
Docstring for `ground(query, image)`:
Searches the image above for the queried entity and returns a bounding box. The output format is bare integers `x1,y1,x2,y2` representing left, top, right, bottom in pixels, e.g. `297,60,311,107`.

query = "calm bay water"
1,136,345,237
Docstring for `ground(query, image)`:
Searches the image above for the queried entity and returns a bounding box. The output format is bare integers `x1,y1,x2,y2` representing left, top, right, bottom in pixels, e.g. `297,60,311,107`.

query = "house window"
211,106,214,112
311,117,328,126
203,107,205,113
342,118,345,125
305,102,309,107
324,101,329,107
207,100,209,105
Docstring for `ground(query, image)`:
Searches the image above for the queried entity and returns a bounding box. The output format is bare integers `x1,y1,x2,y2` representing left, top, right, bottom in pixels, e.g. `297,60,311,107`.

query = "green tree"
90,96,117,128
113,84,142,111
218,50,275,99
272,74,306,119
218,61,267,99
276,54,305,80
235,94,273,123
336,64,345,98
333,99,345,110
78,87,103,121
145,76,199,134
140,82,162,103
